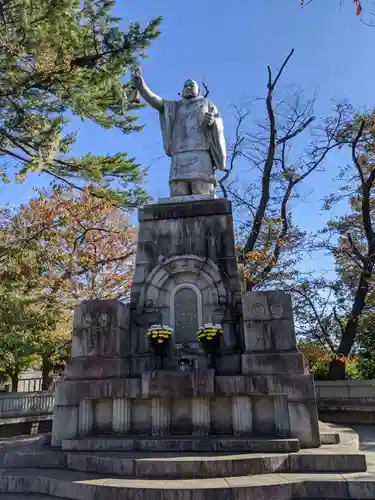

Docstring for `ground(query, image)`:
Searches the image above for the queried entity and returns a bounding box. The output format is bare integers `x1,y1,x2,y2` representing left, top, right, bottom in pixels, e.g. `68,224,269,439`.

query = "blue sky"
2,0,373,273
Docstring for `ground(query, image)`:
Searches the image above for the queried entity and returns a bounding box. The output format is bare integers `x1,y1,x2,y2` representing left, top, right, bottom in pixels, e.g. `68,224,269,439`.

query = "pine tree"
0,0,161,206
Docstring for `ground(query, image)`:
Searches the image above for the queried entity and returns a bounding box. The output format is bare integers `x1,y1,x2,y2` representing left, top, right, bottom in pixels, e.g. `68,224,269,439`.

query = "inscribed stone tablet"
174,287,198,343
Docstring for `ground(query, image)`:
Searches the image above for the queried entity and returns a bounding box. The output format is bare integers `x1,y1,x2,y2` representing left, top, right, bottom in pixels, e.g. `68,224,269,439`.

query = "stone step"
66,450,366,478
61,436,300,453
0,468,374,499
0,496,71,499
0,451,66,469
318,422,359,448
319,432,340,445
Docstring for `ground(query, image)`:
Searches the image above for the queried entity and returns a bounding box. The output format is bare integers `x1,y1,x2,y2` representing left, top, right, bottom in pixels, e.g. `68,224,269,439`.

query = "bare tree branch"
244,50,295,253
219,105,247,197
347,232,367,264
333,306,346,338
277,116,315,145
270,48,294,91
351,120,366,185
291,286,336,352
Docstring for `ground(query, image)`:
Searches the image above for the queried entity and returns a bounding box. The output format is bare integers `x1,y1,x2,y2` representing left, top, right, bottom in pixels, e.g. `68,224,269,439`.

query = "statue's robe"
159,96,226,184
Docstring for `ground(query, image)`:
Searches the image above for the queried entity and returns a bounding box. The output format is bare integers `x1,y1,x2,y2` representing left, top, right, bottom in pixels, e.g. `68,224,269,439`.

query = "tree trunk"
10,372,18,393
42,356,54,391
327,357,346,380
327,262,373,380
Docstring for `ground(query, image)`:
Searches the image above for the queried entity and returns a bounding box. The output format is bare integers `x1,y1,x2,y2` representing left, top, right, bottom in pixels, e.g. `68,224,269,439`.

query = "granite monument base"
53,370,299,448
48,295,368,499
52,297,317,449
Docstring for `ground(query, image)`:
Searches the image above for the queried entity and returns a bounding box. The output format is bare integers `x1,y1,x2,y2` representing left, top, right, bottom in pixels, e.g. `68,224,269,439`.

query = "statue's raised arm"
131,73,164,111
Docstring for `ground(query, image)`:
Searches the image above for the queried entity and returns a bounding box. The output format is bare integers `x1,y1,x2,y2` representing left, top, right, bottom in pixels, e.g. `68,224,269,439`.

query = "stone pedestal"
52,198,320,451
51,300,131,446
129,198,243,374
52,295,319,449
241,291,320,447
65,300,131,380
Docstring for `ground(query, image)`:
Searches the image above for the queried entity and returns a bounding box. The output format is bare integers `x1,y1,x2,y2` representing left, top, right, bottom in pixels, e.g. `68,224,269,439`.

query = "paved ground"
0,434,43,454
352,424,375,472
0,424,374,478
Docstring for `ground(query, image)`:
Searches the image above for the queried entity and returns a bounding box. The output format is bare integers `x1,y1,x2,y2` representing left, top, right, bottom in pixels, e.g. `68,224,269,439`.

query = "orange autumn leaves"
354,0,363,16
3,186,137,306
300,0,362,16
0,186,138,386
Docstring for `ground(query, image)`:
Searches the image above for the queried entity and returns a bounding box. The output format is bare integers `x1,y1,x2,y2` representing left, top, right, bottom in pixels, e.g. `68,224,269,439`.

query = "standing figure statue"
131,74,226,198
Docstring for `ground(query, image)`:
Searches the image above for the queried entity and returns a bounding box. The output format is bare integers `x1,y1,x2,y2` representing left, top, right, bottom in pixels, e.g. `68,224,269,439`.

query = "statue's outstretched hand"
203,112,215,127
131,73,144,89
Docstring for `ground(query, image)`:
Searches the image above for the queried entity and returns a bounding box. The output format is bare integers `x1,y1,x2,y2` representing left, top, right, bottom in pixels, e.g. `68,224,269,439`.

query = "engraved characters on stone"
174,287,199,344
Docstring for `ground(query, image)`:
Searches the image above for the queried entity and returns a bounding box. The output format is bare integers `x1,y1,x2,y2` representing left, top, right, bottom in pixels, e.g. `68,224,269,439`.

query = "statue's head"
181,79,200,99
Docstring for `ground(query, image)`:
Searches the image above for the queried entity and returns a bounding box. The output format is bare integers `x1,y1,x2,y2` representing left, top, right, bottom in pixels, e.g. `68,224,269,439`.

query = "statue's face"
181,79,199,99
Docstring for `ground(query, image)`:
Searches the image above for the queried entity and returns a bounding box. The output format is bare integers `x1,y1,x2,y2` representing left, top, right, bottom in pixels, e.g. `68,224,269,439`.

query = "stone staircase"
0,424,373,499
61,436,301,453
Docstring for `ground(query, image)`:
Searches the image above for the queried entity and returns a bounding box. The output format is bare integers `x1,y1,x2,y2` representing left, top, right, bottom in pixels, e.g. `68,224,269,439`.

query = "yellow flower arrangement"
146,324,173,345
196,323,224,342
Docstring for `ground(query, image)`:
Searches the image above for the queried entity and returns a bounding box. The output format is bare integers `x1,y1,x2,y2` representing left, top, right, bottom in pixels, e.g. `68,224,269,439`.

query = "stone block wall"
315,380,375,424
241,291,320,448
52,300,131,446
65,300,131,380
52,287,321,449
52,381,292,445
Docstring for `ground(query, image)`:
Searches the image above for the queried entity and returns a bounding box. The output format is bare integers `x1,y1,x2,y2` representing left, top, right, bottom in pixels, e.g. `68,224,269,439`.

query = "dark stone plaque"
174,287,198,343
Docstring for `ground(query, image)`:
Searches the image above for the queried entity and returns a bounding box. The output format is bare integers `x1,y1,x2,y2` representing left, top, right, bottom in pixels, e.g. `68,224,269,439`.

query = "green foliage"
0,242,70,389
345,359,362,380
288,104,375,379
0,3,161,386
0,185,138,387
355,357,375,379
0,280,56,389
357,312,375,355
298,340,331,380
0,0,161,205
297,337,363,379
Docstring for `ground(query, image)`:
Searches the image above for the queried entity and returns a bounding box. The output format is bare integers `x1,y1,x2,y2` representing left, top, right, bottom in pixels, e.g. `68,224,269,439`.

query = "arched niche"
138,255,230,336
